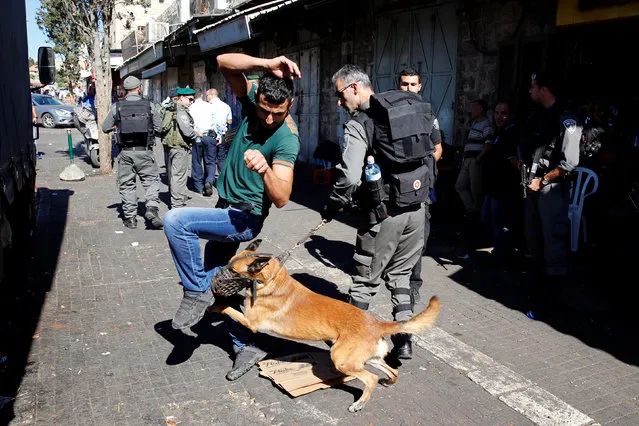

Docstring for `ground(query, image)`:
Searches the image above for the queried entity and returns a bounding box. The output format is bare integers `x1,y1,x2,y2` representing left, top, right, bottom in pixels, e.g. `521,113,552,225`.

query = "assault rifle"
519,161,528,199
516,146,527,199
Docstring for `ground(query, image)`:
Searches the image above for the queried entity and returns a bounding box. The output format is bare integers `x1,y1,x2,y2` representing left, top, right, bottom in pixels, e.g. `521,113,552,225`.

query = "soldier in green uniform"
158,87,198,209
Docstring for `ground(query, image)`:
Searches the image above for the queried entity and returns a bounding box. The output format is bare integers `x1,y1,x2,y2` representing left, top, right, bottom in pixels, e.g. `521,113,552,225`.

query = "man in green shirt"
163,53,301,381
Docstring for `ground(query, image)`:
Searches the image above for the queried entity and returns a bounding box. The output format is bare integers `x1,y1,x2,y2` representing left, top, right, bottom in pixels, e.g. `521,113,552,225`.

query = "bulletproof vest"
353,90,436,211
116,99,154,146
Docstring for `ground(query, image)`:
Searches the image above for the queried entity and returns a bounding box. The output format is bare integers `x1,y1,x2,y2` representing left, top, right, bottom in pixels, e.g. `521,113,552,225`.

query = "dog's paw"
379,377,397,387
348,401,365,412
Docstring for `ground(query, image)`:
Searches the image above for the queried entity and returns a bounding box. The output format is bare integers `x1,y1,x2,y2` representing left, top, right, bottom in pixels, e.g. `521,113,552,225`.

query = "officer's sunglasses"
335,83,355,99
186,97,195,103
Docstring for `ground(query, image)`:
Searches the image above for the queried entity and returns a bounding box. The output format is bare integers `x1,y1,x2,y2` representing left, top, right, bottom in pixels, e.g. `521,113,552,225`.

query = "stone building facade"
120,0,638,161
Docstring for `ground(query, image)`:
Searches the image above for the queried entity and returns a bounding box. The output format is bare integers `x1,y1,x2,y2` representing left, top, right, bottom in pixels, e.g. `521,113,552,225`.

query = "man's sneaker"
123,217,137,229
203,182,213,197
144,207,163,229
226,345,267,381
171,288,214,330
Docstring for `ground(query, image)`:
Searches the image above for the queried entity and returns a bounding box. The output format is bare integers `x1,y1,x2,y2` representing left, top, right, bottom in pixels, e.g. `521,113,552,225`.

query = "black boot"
391,333,413,360
123,217,137,229
144,207,163,229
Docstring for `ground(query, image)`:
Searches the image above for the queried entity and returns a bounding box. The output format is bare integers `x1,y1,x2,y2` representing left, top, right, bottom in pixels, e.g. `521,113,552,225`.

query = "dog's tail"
383,296,441,336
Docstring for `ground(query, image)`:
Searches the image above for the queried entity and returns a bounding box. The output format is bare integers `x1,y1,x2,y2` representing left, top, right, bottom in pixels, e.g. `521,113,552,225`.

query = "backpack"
116,99,153,145
358,90,436,208
157,102,183,146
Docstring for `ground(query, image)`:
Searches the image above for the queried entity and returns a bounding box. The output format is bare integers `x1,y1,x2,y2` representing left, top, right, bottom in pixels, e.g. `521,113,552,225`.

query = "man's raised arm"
216,53,301,98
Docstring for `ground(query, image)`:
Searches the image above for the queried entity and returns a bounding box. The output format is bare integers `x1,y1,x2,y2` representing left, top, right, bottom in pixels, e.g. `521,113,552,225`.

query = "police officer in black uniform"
522,71,581,302
101,76,163,229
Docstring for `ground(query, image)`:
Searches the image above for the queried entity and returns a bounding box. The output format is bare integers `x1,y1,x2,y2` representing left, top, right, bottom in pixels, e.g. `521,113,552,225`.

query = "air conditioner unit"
146,21,169,43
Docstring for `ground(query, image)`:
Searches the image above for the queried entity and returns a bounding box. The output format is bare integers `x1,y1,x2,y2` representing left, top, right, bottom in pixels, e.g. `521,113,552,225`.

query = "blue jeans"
191,136,218,192
163,207,263,351
191,140,205,193
481,196,510,256
203,138,228,184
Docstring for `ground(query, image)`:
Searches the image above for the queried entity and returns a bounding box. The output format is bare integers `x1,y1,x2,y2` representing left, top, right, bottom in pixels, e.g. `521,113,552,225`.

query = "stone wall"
453,0,555,145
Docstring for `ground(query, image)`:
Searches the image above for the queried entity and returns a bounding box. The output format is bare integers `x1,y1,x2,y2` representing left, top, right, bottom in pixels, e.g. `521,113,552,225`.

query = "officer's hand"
321,204,338,223
244,149,269,175
528,178,542,192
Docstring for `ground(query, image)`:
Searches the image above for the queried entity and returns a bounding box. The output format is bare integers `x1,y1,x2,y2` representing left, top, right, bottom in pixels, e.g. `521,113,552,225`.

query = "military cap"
123,76,141,90
176,87,196,96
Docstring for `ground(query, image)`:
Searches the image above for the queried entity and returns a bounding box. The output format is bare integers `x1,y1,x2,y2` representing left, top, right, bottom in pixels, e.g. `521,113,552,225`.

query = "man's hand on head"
266,56,302,80
244,149,269,175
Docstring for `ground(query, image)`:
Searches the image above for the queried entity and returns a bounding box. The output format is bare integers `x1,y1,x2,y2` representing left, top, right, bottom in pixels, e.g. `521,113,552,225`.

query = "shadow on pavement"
433,205,639,366
302,235,354,273
0,188,70,423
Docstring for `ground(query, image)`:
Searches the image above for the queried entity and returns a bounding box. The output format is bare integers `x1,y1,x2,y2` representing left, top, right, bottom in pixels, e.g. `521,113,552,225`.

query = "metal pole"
67,129,74,162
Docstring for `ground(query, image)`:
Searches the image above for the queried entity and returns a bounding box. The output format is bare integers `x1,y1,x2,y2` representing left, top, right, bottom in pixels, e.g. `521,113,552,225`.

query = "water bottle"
365,155,382,183
364,155,388,221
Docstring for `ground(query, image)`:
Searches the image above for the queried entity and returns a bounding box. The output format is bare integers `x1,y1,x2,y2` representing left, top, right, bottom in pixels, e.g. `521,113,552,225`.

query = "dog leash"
212,220,328,300
275,219,327,265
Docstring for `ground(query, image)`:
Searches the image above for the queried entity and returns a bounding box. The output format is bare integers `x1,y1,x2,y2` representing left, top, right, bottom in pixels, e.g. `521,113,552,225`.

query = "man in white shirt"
189,88,217,195
205,88,233,196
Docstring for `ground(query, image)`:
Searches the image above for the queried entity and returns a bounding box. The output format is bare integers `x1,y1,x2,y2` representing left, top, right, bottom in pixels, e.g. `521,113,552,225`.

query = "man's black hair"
472,98,489,113
398,67,420,81
532,70,562,97
256,73,294,105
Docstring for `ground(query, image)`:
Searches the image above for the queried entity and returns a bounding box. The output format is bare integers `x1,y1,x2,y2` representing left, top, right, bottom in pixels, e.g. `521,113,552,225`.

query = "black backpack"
116,99,154,145
357,90,436,208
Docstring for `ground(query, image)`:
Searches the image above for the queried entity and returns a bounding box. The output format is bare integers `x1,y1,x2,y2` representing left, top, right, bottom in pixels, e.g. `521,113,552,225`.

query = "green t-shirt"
217,85,300,217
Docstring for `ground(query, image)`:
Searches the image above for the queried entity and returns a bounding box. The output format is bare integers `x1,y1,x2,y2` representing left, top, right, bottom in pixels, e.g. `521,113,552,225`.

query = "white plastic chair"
568,167,599,252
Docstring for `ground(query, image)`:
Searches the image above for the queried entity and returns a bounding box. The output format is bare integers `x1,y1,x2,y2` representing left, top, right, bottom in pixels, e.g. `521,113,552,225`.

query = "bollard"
59,128,85,181
67,129,74,161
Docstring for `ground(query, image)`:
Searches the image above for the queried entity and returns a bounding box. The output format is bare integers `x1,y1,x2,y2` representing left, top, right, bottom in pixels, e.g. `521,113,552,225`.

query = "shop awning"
194,0,300,52
119,41,165,79
141,61,167,79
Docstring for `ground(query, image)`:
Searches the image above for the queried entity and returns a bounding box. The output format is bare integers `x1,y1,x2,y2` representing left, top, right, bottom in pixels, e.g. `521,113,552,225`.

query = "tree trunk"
93,33,113,175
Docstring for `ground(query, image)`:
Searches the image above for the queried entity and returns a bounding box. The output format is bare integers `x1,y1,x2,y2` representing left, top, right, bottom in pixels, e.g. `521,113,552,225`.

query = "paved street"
1,127,638,425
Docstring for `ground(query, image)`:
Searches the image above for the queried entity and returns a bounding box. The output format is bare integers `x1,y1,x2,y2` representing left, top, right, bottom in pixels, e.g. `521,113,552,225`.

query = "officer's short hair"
194,88,203,98
331,65,373,90
398,67,420,83
532,70,562,97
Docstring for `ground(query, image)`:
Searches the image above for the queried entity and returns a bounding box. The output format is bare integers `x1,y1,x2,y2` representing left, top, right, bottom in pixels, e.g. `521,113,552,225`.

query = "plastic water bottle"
364,155,388,220
364,155,382,183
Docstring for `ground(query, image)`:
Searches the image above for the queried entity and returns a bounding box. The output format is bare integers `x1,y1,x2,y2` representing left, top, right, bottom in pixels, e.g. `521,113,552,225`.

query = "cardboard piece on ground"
257,351,356,397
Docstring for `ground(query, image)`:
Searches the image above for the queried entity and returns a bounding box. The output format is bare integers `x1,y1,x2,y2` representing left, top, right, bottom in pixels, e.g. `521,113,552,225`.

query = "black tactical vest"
116,99,154,146
353,90,436,212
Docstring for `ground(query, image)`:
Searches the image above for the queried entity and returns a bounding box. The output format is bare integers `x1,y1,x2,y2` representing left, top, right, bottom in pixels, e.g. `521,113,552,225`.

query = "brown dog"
209,239,441,412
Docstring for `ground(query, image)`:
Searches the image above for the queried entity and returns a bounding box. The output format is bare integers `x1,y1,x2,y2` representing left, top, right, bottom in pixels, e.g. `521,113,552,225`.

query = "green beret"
176,87,196,96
